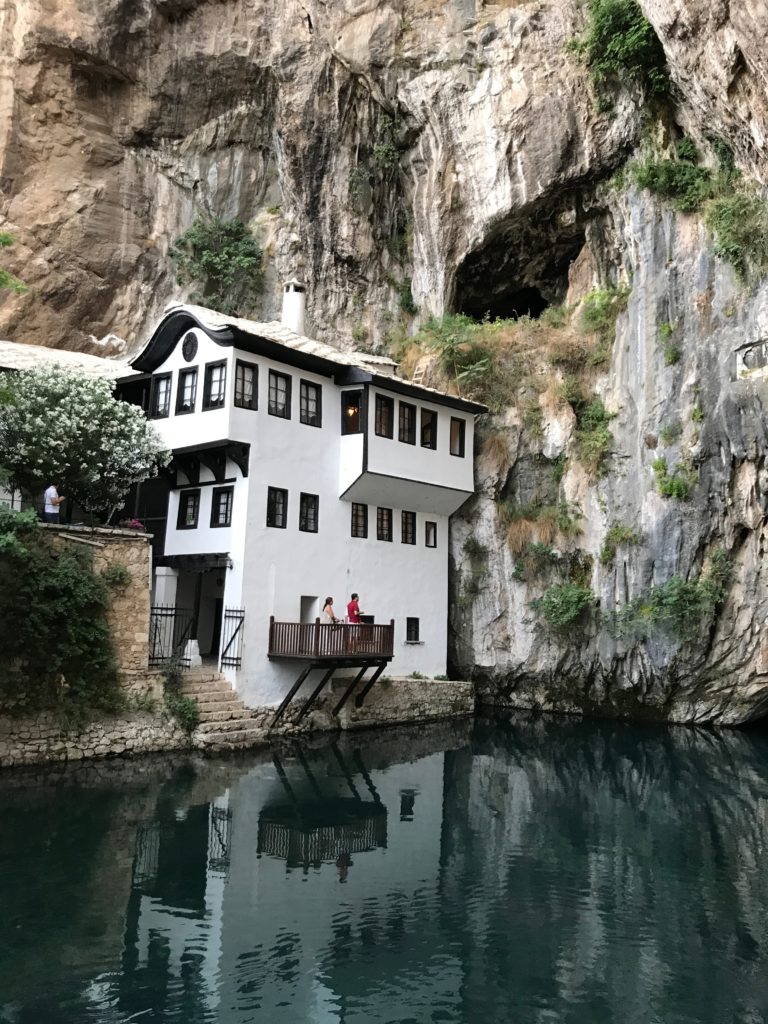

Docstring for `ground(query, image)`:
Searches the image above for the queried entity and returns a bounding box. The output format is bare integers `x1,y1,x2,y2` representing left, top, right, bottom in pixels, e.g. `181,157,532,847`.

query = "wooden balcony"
268,617,395,662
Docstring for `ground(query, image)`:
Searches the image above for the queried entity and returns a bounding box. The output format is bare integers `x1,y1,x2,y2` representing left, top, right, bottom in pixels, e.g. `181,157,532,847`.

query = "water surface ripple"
2,714,768,1023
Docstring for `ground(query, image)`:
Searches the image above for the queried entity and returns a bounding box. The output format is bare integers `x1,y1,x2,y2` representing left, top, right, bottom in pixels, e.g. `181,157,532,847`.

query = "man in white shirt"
43,483,65,524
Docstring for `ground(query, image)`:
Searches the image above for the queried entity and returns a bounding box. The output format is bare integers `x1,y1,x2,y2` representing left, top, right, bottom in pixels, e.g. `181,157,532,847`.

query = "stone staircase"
179,669,267,751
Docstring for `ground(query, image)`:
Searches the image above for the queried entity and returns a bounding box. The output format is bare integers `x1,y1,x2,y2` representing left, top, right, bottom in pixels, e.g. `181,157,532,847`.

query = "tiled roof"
0,339,129,379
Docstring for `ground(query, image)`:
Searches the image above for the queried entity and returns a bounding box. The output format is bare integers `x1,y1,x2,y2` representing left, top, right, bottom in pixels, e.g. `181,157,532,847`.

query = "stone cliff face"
3,0,768,723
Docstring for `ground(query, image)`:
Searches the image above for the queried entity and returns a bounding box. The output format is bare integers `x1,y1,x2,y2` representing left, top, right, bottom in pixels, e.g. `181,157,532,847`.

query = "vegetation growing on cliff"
652,457,696,500
0,510,120,723
599,523,640,565
170,215,264,316
531,583,594,632
569,0,669,103
612,550,732,640
0,233,27,295
632,140,768,281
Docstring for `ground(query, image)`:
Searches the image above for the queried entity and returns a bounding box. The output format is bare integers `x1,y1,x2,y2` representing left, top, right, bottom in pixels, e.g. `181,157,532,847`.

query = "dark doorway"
211,598,224,658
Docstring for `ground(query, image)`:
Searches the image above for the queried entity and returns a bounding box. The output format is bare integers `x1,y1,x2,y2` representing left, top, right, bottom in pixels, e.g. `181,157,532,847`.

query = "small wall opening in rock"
453,196,587,322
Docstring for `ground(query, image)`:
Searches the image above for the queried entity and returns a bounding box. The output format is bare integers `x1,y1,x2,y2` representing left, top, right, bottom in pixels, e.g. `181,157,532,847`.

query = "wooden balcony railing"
268,617,395,660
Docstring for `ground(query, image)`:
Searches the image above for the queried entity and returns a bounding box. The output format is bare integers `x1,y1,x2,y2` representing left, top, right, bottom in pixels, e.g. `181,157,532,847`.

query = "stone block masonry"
0,711,190,768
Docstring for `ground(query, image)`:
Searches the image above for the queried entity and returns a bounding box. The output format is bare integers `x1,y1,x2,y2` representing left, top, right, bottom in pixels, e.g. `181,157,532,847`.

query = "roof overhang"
156,553,230,571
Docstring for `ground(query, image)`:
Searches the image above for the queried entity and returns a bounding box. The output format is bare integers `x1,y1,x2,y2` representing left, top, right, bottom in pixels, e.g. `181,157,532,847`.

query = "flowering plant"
0,365,171,514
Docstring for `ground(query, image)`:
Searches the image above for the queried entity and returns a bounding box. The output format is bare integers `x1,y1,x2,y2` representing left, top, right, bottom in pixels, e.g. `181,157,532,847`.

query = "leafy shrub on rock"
531,583,594,633
170,215,264,317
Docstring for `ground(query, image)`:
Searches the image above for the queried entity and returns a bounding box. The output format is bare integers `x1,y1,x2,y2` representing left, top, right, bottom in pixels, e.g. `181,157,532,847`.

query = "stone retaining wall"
0,711,190,768
47,524,153,676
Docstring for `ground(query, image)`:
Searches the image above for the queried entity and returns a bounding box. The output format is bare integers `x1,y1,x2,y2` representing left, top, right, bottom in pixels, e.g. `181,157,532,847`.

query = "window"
210,486,233,528
425,521,437,548
420,409,437,449
351,502,368,538
342,391,363,434
402,510,416,545
406,617,420,642
266,487,288,528
150,374,171,419
235,360,257,410
299,492,319,533
203,361,227,410
176,368,197,414
399,402,416,444
400,790,416,821
375,394,394,438
450,417,466,457
300,380,322,427
377,507,392,542
177,489,200,529
268,370,291,418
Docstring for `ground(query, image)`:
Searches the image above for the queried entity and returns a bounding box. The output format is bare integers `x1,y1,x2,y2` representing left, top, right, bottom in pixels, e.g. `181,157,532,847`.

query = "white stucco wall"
141,327,479,706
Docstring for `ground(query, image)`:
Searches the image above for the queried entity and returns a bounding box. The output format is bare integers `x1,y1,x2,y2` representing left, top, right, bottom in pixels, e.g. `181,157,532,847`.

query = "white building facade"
120,301,483,709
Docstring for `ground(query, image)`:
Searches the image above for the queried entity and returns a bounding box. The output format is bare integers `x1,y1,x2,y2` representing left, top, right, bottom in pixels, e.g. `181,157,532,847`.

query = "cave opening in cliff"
453,200,586,323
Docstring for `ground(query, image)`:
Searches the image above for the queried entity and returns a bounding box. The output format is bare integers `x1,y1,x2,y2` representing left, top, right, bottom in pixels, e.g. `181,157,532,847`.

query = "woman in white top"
322,597,340,624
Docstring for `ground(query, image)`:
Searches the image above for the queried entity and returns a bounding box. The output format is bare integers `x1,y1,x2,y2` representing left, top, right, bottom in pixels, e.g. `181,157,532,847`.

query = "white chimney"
281,278,306,335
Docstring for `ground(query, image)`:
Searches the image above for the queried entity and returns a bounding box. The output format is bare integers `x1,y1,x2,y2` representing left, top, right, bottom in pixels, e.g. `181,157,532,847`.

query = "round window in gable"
182,332,198,362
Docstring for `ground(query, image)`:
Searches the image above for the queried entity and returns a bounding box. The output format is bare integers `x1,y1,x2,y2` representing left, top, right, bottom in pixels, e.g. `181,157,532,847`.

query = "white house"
119,288,484,712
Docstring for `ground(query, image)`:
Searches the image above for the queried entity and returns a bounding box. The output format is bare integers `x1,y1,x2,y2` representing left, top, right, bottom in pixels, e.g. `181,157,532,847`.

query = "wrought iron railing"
220,607,245,669
149,605,194,668
268,617,395,659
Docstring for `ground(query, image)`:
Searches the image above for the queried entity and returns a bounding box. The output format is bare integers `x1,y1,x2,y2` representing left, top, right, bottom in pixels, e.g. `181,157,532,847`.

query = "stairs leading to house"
179,669,266,751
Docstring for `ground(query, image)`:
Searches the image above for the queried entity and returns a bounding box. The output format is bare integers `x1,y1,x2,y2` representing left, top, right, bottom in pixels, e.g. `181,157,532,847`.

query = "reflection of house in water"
104,737,462,1023
257,746,387,870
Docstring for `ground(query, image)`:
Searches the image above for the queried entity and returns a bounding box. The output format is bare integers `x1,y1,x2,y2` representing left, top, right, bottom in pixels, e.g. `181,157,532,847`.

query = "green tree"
0,366,170,515
0,232,27,294
169,215,264,316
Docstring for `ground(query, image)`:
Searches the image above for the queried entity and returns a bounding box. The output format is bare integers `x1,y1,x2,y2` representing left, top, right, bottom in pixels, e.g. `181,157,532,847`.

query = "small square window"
176,368,197,414
400,790,416,821
406,617,420,642
377,507,392,542
267,487,288,528
300,381,322,427
342,391,363,434
375,394,394,438
399,402,416,444
351,502,368,538
177,489,200,530
420,409,437,449
235,360,257,410
203,362,227,411
450,417,466,457
269,371,292,418
402,510,416,545
150,374,172,419
210,486,233,528
299,492,319,533
425,521,437,548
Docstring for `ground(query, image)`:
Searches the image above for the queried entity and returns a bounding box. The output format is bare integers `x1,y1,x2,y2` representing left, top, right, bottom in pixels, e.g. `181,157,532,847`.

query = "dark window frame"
351,502,368,538
299,380,322,428
176,489,200,530
266,486,288,528
342,390,364,435
202,360,227,412
299,492,319,533
268,370,292,419
375,394,394,439
420,408,438,450
450,416,466,457
175,366,198,415
150,373,172,419
234,359,258,410
376,506,393,542
402,510,416,545
399,402,417,445
406,617,420,642
210,486,234,528
425,520,437,548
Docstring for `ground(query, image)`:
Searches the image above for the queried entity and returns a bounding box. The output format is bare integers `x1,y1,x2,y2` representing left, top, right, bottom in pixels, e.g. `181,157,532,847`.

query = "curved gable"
131,308,235,372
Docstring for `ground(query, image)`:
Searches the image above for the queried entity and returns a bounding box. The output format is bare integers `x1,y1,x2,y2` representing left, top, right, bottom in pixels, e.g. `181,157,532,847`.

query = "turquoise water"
2,714,768,1023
